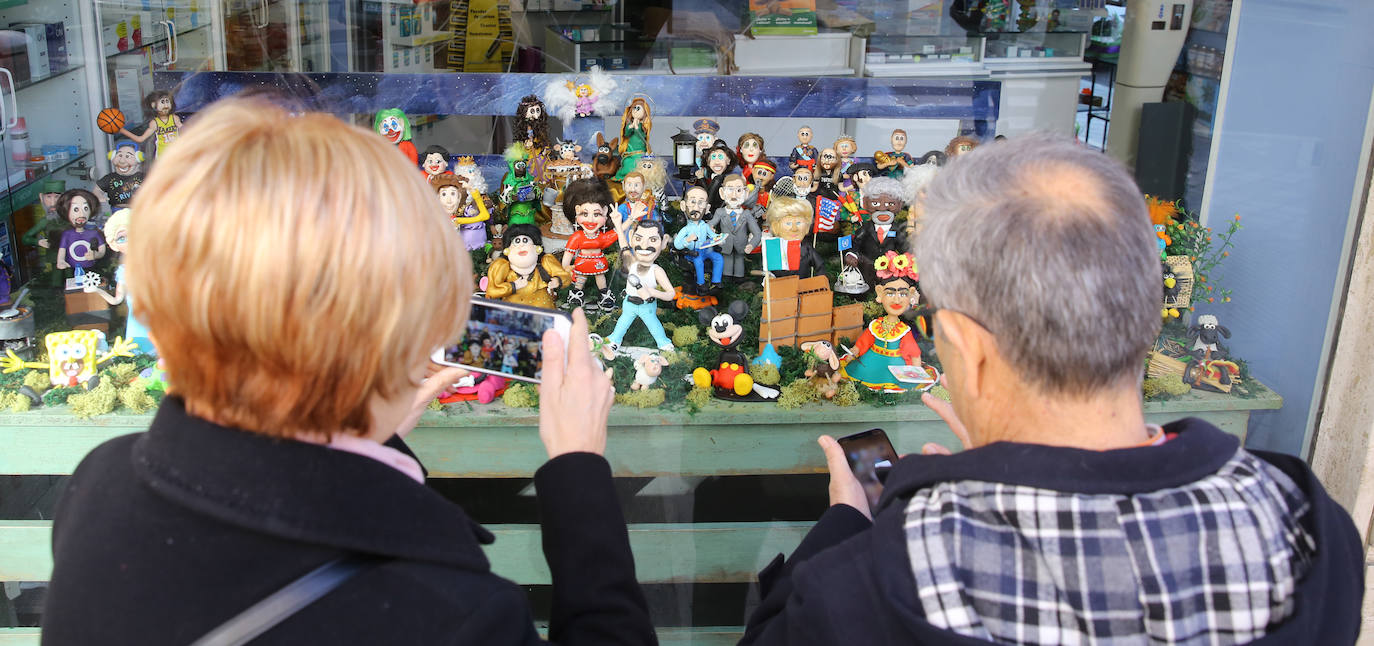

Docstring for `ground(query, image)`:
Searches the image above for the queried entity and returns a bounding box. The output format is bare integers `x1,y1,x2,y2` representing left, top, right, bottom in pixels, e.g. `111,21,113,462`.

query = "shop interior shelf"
105,22,210,60
0,150,92,212
9,63,84,94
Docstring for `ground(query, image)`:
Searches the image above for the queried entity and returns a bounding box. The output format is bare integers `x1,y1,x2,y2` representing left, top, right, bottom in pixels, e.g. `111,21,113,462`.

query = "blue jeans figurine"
608,299,674,350
691,248,723,286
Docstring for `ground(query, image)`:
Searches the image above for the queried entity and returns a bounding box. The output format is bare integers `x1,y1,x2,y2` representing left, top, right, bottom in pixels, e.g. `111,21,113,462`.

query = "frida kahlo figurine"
612,97,652,181
88,208,152,354
118,90,181,159
485,224,571,310
560,177,627,313
840,251,923,392
373,109,418,165
605,218,675,352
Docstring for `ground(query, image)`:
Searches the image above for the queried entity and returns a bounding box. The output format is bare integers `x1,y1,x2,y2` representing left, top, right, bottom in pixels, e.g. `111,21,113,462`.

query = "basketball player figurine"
118,91,182,160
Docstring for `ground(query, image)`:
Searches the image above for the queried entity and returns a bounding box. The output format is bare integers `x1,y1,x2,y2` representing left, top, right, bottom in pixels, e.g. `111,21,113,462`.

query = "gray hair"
913,133,1160,395
862,176,904,204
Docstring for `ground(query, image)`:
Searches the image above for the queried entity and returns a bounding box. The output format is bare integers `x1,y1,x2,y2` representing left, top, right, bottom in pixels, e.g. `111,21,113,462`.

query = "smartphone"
837,428,899,513
430,297,572,384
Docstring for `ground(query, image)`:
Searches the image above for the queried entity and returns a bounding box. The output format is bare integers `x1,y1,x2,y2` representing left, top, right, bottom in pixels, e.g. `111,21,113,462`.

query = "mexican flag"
762,236,801,271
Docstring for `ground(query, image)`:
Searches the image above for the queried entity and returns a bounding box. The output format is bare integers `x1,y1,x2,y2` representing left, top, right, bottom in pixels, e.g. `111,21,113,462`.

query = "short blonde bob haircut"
127,98,470,439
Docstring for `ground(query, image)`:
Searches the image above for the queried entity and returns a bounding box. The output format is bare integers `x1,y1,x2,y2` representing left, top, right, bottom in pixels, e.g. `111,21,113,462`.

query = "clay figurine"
693,119,720,175
833,134,857,177
840,251,924,392
54,189,105,278
762,196,823,279
421,145,452,180
631,353,669,390
88,208,152,354
874,129,915,178
1184,314,1241,393
546,69,618,123
789,166,815,198
1,329,136,388
23,179,66,284
373,109,418,165
707,174,761,282
691,300,778,401
698,139,739,210
485,225,570,309
736,133,766,185
674,186,724,295
94,141,145,211
591,132,621,181
561,178,627,313
945,135,979,159
515,94,552,155
788,125,819,172
616,171,660,224
843,177,908,290
612,97,652,181
605,219,675,352
801,340,842,399
815,148,842,198
433,174,489,250
118,90,181,160
500,143,543,226
1188,314,1230,360
635,155,669,207
750,159,778,208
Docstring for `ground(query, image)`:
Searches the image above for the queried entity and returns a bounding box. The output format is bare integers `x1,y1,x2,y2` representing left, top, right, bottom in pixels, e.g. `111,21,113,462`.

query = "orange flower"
1222,251,1229,257
1208,298,1214,303
1200,276,1207,283
1146,195,1178,226
1224,297,1231,303
1234,214,1241,221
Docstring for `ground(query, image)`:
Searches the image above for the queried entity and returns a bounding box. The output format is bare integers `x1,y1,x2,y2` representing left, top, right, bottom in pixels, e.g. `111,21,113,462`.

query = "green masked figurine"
499,143,541,226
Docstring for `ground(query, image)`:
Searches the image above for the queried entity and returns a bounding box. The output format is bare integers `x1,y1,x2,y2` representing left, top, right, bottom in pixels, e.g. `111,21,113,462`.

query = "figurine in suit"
844,177,908,290
706,174,761,281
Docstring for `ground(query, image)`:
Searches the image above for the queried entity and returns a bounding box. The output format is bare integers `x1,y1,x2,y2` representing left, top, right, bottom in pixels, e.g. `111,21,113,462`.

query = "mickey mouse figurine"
692,300,755,398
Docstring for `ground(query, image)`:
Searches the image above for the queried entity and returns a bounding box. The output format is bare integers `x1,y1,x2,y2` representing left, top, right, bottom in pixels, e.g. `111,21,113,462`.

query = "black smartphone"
837,428,899,513
430,297,572,384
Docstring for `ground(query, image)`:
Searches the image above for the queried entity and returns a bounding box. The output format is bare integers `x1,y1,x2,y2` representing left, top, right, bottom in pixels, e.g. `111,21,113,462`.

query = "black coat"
42,397,656,645
740,418,1363,645
850,220,907,265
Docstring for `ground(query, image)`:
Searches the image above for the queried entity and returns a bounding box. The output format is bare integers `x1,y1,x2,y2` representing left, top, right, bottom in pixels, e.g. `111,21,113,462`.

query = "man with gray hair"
843,176,908,291
741,134,1361,645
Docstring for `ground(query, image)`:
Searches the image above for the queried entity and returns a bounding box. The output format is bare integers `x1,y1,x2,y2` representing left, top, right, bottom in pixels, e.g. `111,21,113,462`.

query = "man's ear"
934,310,987,400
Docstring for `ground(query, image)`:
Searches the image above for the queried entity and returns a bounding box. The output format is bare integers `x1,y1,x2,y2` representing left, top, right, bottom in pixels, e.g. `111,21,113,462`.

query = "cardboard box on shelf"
796,312,831,336
831,303,864,330
765,275,800,300
11,24,49,80
797,275,832,316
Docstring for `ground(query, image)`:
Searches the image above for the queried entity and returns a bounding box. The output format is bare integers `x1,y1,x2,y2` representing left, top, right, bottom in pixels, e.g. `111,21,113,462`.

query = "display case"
864,34,983,77
543,23,642,73
983,29,1087,62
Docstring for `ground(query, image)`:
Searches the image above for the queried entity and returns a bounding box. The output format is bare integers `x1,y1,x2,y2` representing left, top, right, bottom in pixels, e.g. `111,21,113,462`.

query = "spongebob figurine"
2,330,137,388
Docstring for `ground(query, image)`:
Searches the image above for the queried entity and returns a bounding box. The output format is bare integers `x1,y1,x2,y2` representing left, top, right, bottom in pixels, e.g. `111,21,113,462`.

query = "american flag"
815,196,840,233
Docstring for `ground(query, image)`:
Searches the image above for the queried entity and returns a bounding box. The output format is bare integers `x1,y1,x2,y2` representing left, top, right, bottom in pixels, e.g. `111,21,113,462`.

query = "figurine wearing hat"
749,158,778,209
692,118,720,176
94,140,145,211
22,179,67,285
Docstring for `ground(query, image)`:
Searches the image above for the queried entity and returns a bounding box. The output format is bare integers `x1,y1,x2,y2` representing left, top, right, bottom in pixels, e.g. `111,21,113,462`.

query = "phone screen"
837,428,899,513
436,298,568,383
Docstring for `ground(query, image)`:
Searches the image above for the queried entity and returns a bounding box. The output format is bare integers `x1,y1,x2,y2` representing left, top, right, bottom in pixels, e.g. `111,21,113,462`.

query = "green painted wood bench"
0,383,1281,644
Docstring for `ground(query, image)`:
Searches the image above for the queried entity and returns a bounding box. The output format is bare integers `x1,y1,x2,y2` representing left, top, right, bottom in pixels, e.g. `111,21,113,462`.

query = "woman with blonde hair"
41,98,654,645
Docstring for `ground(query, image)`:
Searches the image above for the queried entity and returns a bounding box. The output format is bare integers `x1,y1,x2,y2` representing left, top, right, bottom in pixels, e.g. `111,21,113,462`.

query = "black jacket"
741,418,1363,645
42,397,656,645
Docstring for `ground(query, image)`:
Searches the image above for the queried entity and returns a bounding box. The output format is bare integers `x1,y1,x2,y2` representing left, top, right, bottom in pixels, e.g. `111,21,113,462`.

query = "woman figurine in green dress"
612,97,652,182
840,251,925,392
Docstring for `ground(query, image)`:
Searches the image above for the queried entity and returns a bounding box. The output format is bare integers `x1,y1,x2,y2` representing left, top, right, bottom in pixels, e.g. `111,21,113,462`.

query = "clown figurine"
605,219,675,352
94,140,145,210
433,174,489,251
118,90,181,160
373,109,418,165
789,125,819,172
486,225,570,309
561,178,628,313
840,251,923,392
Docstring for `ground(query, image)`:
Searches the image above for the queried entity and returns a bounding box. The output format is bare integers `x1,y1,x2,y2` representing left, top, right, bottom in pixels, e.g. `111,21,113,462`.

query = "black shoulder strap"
189,555,383,646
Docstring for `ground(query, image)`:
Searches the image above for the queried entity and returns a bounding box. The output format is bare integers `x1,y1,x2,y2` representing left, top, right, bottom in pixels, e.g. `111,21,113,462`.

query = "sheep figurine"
631,353,669,391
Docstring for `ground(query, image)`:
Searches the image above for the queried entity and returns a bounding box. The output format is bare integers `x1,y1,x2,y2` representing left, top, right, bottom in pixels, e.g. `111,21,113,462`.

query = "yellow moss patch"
118,384,158,414
832,382,862,406
686,385,712,410
672,325,700,347
502,383,540,408
22,370,49,392
777,378,819,409
68,381,119,419
615,388,666,408
752,362,781,386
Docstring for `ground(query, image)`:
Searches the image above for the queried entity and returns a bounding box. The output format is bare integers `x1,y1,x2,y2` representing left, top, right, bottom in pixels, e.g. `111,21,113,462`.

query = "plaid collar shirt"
903,447,1316,645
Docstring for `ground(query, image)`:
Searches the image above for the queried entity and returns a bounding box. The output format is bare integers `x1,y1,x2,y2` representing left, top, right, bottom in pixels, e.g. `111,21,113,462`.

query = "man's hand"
818,435,871,521
539,309,613,458
744,244,755,254
919,375,972,455
395,365,468,438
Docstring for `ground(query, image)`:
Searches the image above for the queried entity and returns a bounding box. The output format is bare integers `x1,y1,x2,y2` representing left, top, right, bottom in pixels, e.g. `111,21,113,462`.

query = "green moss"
927,385,952,402
68,381,119,419
777,378,819,409
752,362,781,387
42,386,80,407
862,301,884,318
22,370,50,392
685,385,712,411
615,388,666,408
832,382,862,407
118,384,158,414
501,382,540,408
0,390,30,412
426,398,444,412
671,325,700,347
103,362,140,386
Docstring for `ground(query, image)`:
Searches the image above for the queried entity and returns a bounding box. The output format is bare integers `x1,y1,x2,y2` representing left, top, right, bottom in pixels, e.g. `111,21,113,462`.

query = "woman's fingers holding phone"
818,435,872,521
538,309,611,459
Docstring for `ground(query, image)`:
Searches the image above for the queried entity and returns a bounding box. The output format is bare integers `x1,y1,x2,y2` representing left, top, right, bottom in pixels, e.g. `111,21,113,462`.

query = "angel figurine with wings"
544,68,619,126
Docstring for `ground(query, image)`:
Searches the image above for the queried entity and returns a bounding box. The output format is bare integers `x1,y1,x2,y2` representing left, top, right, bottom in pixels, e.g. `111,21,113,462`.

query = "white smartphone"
430,297,573,383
